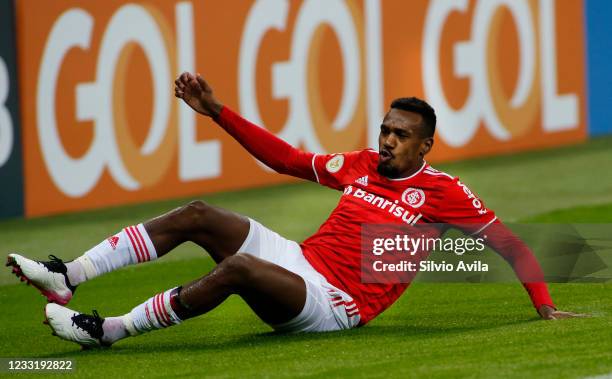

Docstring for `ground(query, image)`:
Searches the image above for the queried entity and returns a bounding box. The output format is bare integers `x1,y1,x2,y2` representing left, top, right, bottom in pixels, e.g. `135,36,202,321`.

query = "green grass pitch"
1,137,611,378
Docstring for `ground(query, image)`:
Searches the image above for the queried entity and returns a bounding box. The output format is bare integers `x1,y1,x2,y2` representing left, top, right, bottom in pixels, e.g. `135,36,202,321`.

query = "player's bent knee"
178,200,211,227
221,253,255,276
185,199,209,214
214,253,257,289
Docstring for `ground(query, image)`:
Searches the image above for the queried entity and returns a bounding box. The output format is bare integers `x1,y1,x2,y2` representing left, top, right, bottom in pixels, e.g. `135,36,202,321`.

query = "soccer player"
7,72,582,348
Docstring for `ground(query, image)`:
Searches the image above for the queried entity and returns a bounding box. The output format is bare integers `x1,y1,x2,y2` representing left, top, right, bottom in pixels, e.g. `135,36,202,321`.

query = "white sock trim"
137,223,157,260
128,287,182,334
124,224,157,263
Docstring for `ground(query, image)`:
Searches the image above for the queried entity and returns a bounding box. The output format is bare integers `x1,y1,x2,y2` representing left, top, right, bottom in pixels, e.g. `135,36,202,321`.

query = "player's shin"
66,224,158,285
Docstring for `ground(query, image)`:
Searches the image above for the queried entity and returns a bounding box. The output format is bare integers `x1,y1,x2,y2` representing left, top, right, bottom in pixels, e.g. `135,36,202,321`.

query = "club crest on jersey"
107,235,120,250
401,188,426,208
326,154,344,173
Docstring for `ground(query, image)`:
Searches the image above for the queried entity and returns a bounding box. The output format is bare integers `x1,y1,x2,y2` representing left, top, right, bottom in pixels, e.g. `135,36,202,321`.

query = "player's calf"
178,253,307,325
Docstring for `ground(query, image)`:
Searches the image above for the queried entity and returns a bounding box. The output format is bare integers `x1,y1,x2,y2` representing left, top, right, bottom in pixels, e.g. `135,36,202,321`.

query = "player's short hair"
390,97,436,138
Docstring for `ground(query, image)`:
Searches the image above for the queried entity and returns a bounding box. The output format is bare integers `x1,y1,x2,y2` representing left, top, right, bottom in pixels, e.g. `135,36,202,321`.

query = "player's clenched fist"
174,72,223,118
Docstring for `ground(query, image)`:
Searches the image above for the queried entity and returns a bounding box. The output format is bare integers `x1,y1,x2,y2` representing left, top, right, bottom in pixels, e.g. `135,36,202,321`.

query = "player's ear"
419,137,433,157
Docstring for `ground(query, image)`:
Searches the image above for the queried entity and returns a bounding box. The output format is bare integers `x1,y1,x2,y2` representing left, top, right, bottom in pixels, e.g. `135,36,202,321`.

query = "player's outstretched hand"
538,304,588,320
174,72,223,118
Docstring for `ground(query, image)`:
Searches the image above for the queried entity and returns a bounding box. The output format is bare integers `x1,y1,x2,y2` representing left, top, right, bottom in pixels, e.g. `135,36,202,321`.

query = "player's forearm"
482,221,555,311
213,106,317,180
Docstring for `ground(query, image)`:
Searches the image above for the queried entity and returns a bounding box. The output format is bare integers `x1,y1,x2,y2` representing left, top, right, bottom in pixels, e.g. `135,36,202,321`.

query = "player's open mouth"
379,150,393,163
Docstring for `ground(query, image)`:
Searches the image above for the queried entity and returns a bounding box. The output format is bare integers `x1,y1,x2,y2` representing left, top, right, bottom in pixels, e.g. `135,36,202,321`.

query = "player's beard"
377,161,401,178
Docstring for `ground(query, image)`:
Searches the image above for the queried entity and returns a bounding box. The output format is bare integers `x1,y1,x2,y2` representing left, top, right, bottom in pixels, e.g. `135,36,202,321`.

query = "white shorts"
236,218,361,333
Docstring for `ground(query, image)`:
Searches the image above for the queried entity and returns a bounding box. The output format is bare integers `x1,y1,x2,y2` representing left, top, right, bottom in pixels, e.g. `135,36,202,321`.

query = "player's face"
377,108,433,179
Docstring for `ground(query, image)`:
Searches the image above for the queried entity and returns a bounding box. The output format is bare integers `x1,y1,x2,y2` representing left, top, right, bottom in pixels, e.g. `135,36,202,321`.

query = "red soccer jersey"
301,149,497,324
214,106,553,325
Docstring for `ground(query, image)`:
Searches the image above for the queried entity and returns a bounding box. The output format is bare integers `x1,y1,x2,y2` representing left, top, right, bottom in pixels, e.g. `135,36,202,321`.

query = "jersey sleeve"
214,106,317,182
434,178,497,234
483,220,555,311
436,179,554,312
311,151,364,191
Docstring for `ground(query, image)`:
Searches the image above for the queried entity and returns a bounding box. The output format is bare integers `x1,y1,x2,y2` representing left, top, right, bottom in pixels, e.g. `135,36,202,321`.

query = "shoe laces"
71,310,104,339
48,255,62,263
44,255,66,272
43,255,77,291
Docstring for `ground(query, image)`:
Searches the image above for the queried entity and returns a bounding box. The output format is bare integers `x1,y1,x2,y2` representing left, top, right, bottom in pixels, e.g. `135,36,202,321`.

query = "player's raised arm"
174,72,317,181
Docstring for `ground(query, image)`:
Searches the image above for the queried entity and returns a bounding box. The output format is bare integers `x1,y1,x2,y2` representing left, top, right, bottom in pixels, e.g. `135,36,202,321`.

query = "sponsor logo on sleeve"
326,154,344,173
457,181,487,215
